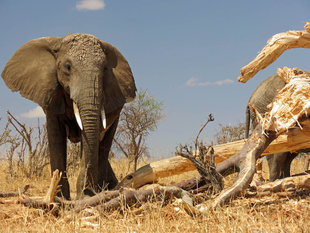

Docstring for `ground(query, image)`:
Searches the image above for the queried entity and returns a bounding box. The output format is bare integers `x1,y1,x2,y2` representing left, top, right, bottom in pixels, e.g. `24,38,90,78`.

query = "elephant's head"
2,33,136,120
1,33,136,195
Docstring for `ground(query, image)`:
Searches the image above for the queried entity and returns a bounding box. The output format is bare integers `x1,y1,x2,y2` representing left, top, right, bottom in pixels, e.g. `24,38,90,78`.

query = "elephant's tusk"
73,102,83,130
101,108,106,129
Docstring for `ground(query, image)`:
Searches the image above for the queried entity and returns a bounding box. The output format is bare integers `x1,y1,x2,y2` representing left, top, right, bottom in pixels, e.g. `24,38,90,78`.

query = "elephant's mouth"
73,101,106,131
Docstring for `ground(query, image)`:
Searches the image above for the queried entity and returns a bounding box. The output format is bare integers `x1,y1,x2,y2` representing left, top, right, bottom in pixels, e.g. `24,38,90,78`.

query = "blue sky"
0,0,310,157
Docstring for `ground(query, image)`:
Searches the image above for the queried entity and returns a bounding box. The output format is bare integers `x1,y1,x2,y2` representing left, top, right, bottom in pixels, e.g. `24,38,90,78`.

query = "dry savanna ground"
0,157,310,233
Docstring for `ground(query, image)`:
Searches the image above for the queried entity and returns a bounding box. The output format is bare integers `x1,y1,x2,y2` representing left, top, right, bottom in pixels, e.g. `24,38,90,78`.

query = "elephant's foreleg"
267,153,286,181
46,113,70,200
267,152,298,181
98,117,119,190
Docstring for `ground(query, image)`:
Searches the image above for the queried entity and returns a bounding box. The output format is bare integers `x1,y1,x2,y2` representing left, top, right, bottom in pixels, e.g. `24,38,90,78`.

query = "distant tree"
113,89,164,173
214,122,246,144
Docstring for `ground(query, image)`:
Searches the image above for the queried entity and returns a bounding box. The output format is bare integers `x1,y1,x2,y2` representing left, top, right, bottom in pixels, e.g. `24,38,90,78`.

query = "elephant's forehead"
62,33,105,66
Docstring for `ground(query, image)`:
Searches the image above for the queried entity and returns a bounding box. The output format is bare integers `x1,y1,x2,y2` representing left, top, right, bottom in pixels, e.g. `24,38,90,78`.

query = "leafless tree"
0,111,83,178
214,122,246,144
6,111,49,177
0,118,20,177
113,90,164,173
0,118,11,147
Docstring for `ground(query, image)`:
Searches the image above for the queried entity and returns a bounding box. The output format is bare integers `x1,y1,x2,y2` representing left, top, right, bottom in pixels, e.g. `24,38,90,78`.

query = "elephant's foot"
98,158,119,190
76,179,118,200
99,169,119,190
58,173,71,200
101,177,118,190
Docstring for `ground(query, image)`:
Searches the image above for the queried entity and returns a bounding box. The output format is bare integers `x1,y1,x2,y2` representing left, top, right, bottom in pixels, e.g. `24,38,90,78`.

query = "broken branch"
238,22,310,83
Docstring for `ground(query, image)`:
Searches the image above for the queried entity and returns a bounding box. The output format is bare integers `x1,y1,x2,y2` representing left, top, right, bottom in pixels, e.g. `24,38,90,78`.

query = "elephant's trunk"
75,74,103,197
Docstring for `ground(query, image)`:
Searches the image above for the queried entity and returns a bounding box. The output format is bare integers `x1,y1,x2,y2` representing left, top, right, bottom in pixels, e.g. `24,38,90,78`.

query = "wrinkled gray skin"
245,73,298,181
1,34,136,199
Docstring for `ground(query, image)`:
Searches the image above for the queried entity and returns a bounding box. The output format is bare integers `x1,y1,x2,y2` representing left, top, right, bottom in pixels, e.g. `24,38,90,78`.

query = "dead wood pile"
2,23,310,215
212,22,310,207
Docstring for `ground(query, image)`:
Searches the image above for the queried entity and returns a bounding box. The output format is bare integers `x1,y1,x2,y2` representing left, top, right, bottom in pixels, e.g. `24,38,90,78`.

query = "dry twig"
176,114,223,193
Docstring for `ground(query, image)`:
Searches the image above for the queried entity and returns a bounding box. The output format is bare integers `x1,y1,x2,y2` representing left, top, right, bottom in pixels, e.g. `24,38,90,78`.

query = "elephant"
1,33,137,199
245,73,305,181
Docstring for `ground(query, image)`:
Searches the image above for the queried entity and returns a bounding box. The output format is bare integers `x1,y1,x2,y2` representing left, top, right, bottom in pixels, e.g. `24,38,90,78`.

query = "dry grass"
0,158,310,233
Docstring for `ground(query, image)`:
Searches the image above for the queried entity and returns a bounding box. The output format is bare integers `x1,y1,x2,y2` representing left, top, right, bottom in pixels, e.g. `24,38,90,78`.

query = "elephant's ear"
100,41,137,114
1,37,65,113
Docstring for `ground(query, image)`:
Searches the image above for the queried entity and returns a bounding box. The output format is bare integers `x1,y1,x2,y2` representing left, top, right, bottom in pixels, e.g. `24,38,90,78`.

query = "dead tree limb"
17,170,61,214
0,185,30,198
212,125,277,208
15,169,194,213
256,173,310,193
176,146,223,193
44,170,62,204
75,186,192,213
194,114,214,149
176,114,223,193
238,22,310,83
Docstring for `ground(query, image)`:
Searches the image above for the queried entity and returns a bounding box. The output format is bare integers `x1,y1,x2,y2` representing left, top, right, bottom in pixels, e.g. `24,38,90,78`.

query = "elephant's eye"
63,63,71,73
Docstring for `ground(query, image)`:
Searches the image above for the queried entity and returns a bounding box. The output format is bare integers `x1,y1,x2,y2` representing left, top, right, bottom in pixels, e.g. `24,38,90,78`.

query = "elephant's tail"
245,104,250,138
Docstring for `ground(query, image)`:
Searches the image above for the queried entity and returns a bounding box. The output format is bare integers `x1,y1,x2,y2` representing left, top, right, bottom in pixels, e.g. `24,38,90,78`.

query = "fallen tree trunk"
16,169,198,213
75,186,193,213
118,118,310,189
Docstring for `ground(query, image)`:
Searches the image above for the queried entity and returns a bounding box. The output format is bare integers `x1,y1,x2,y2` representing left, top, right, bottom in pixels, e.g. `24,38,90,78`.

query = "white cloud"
76,0,105,11
185,77,234,87
21,106,45,118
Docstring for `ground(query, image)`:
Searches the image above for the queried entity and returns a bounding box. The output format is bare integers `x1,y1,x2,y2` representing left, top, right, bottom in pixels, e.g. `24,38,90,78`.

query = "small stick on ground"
43,169,62,204
17,170,62,215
